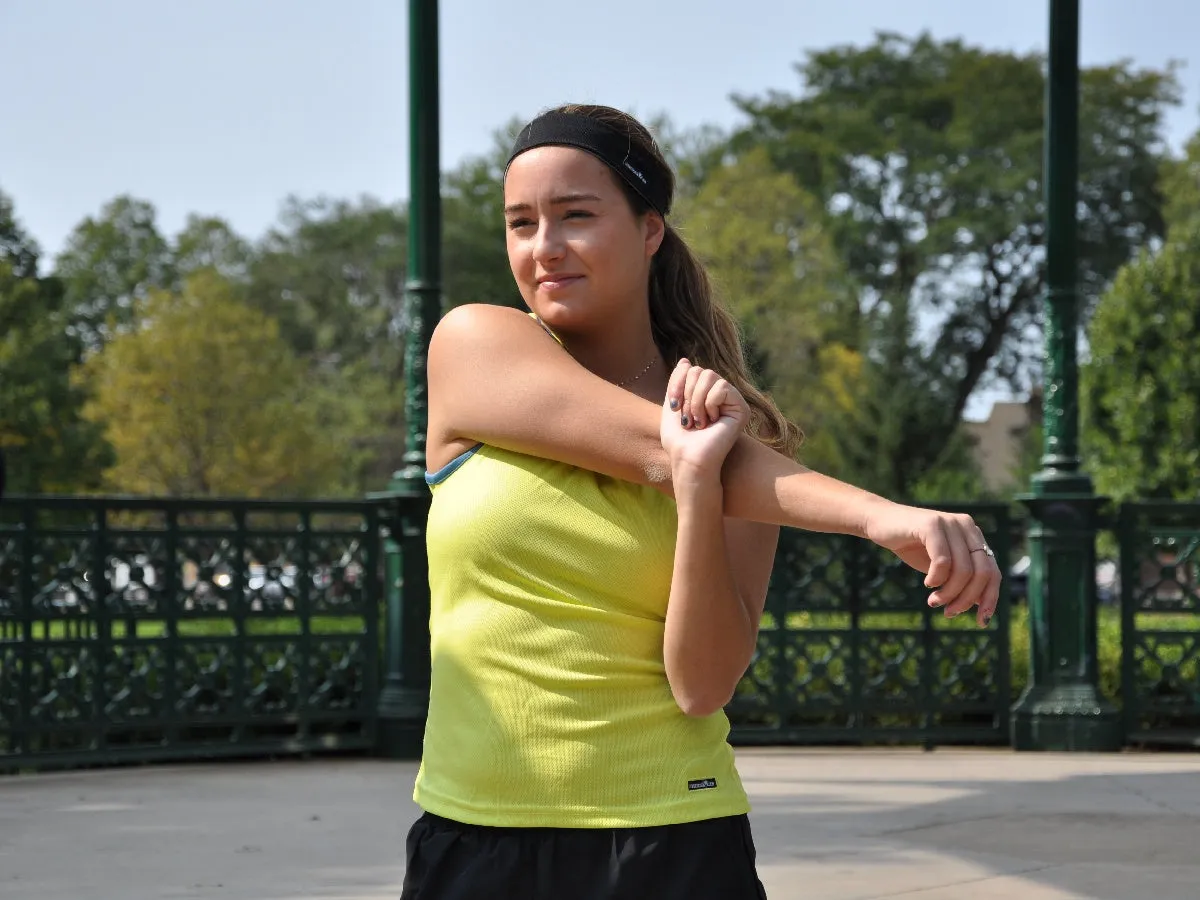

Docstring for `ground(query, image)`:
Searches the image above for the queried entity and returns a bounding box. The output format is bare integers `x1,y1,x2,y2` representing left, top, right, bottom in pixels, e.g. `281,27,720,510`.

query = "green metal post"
1010,0,1121,751
373,0,441,760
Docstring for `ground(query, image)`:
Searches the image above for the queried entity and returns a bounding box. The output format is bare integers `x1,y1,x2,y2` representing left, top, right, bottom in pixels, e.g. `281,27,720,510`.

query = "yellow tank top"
414,442,750,827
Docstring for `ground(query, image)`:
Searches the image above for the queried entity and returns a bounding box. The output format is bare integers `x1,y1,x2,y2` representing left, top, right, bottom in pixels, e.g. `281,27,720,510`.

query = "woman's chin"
530,297,592,328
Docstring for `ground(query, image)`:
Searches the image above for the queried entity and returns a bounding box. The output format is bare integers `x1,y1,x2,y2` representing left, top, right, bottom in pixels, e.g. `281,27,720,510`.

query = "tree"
0,190,112,493
1082,220,1200,502
245,196,409,488
675,148,863,473
80,271,348,498
442,126,523,311
733,32,1179,496
54,196,175,350
174,214,253,282
1162,130,1200,236
649,115,732,202
247,196,407,364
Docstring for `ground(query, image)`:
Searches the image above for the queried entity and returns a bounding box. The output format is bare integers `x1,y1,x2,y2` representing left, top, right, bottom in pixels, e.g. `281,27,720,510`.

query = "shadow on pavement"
741,750,1200,899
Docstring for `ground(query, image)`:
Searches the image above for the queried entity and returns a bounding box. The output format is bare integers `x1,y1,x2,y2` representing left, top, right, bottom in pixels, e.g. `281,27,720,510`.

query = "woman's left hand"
660,359,748,478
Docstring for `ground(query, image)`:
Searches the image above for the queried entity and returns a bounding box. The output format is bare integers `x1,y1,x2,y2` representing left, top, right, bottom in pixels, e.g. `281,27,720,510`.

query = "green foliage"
247,196,407,366
442,126,523,311
649,115,732,202
1082,220,1200,501
0,190,112,493
54,195,175,350
733,32,1179,496
245,197,408,489
80,271,348,498
1161,131,1200,236
174,214,253,282
676,148,862,472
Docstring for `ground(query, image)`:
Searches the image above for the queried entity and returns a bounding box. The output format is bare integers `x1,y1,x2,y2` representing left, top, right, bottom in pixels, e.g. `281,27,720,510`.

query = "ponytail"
650,225,803,457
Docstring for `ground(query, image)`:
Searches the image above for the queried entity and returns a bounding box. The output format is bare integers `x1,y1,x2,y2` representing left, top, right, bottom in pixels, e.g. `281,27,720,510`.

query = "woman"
401,104,1001,899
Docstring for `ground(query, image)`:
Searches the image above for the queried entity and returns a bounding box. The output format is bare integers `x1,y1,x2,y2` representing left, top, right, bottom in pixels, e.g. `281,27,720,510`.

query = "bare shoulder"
430,303,554,363
425,302,668,488
427,305,552,470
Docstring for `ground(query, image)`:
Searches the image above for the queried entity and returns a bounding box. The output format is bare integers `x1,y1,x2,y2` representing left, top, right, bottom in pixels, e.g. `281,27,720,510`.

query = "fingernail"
681,415,690,427
984,614,992,626
669,399,679,410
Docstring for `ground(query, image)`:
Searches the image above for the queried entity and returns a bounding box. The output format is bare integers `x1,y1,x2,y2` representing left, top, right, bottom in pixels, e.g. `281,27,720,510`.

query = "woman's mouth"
538,275,584,291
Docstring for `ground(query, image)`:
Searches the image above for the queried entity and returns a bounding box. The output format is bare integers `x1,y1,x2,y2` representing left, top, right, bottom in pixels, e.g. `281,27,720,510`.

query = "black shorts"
400,811,769,900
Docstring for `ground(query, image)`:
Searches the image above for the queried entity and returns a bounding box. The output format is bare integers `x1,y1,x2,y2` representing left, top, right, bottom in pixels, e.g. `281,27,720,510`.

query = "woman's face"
503,145,664,333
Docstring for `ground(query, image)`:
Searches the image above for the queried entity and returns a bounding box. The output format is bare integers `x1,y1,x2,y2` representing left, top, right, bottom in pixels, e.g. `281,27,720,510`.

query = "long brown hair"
549,103,803,457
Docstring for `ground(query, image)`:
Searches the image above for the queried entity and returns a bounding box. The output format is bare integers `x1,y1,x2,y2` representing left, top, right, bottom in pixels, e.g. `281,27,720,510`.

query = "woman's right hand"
660,359,748,480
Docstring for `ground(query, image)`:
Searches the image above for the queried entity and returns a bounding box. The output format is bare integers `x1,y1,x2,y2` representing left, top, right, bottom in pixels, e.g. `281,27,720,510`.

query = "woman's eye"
564,209,593,220
507,218,534,230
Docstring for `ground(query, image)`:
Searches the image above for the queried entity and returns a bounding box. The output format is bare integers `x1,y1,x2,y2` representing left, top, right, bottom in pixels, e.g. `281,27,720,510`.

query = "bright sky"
3,0,1195,262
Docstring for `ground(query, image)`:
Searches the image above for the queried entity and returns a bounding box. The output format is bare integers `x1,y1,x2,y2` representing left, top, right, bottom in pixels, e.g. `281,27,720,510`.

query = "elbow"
640,447,674,494
669,682,735,718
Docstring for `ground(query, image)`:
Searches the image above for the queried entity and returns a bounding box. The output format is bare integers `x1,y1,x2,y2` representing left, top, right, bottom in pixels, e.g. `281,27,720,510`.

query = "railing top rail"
1119,500,1200,515
0,494,421,514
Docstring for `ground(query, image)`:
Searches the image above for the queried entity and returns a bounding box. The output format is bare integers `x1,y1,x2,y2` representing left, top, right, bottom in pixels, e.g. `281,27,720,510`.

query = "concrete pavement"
2,749,1199,899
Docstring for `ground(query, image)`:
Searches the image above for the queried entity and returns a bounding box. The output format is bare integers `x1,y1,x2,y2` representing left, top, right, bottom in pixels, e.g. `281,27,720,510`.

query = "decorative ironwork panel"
0,645,18,754
729,504,1012,746
0,497,382,771
103,641,167,722
175,641,236,719
308,639,367,713
1118,503,1200,745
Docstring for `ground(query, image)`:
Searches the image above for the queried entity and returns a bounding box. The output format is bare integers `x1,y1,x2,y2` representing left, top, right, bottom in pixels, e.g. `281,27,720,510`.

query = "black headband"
505,111,671,216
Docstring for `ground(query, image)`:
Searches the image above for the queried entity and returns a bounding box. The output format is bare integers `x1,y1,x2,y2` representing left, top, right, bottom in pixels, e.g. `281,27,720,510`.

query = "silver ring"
971,546,995,558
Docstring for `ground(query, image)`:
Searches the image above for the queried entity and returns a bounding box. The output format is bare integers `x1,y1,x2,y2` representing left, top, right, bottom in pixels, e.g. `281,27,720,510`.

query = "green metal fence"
0,497,382,771
728,504,1014,746
1117,502,1200,747
7,494,1200,770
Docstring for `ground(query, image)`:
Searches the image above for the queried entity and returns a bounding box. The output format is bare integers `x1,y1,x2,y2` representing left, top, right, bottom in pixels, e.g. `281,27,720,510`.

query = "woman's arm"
430,304,868,522
664,478,779,717
429,304,1001,625
662,361,779,716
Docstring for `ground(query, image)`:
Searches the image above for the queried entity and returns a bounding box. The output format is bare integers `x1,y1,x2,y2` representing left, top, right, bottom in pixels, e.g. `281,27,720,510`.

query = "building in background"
963,389,1042,494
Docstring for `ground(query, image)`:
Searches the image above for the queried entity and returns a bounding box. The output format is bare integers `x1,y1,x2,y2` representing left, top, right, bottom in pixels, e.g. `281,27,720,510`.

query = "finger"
976,566,1002,628
939,521,981,617
944,552,991,619
923,517,953,590
927,517,972,611
667,359,691,412
682,364,704,428
689,369,720,428
941,519,990,618
705,377,729,425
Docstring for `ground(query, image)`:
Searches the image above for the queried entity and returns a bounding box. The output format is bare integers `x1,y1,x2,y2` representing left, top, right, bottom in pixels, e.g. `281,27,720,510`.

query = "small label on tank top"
688,778,717,791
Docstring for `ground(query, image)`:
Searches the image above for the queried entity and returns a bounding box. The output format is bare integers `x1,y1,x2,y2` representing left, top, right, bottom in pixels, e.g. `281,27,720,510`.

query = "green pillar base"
1011,683,1121,751
377,684,429,760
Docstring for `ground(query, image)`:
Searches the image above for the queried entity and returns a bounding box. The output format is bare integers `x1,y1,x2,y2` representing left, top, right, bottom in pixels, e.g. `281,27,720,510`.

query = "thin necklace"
536,315,658,388
616,354,659,388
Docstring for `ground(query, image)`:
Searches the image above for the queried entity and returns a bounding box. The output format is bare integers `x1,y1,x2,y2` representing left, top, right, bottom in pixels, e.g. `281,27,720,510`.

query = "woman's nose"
531,220,565,264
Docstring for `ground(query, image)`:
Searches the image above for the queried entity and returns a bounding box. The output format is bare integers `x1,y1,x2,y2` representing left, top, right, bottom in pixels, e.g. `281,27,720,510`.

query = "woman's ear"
643,210,666,259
